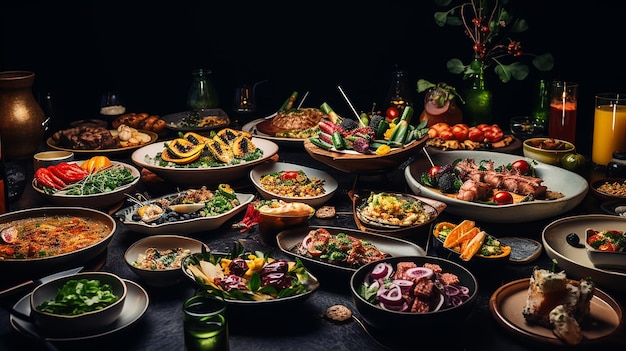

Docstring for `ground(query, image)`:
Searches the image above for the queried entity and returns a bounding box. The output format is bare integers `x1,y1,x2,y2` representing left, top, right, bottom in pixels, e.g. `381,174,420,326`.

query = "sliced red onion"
459,286,469,295
370,262,390,279
301,233,314,250
444,284,460,296
379,300,410,312
392,279,414,295
378,285,404,306
405,267,433,280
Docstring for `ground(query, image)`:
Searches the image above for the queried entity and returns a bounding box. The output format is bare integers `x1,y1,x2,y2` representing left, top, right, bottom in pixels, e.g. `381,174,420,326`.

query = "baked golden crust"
270,108,326,131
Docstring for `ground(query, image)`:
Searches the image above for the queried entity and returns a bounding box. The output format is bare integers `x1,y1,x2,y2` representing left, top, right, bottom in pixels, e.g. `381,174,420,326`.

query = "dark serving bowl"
0,207,116,282
590,178,626,203
350,256,478,331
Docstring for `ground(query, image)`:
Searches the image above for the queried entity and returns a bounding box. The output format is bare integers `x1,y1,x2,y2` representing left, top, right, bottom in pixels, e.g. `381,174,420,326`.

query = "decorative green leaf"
434,12,448,26
510,18,528,33
446,58,466,74
435,0,453,6
533,53,555,71
494,65,512,83
417,79,436,93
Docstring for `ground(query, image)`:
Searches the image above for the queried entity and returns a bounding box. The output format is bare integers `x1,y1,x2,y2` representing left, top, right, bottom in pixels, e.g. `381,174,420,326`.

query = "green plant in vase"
433,0,554,126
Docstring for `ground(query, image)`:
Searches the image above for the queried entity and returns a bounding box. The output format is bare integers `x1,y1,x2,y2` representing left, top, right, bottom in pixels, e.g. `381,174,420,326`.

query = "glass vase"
187,68,218,111
462,60,492,126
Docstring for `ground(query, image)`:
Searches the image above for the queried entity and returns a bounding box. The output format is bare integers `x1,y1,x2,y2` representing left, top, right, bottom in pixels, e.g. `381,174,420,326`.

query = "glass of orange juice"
592,93,626,166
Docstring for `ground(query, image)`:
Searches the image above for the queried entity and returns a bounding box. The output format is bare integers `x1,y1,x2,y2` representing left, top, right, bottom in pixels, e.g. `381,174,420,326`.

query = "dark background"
2,0,625,156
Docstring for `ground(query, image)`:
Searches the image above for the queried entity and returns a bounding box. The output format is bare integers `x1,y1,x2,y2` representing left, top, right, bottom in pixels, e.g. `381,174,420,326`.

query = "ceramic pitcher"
0,71,47,160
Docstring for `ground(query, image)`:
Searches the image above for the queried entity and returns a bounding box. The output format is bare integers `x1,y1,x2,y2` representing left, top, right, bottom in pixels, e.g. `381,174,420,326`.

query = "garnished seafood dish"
131,247,191,270
292,228,389,268
357,260,471,313
421,157,564,205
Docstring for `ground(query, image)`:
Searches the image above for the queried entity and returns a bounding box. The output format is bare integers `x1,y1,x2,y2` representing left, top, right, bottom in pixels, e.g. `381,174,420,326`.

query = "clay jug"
0,71,46,160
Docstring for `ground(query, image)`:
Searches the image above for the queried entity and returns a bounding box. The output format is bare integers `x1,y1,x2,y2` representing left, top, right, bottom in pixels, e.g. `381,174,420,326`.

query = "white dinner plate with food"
249,162,338,207
131,137,279,187
404,150,588,223
542,214,626,292
10,279,149,341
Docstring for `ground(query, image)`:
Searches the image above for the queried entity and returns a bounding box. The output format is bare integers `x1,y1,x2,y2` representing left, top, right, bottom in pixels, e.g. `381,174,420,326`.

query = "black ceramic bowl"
350,256,478,330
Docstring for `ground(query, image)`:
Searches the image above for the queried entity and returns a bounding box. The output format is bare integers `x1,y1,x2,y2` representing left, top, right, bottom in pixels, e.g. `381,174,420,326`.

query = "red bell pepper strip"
35,167,66,190
48,162,88,183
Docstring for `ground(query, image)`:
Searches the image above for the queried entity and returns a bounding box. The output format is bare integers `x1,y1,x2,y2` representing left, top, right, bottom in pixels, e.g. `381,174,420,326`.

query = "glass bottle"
187,68,218,111
384,68,413,116
531,78,549,135
462,59,492,126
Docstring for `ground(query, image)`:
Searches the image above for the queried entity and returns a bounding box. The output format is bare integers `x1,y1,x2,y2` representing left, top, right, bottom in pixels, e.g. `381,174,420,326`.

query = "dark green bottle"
532,79,549,134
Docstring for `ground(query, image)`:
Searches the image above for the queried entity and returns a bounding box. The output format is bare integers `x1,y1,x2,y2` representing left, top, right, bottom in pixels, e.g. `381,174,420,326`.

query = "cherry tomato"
467,127,484,142
476,123,491,131
587,234,603,246
428,166,441,178
385,107,399,122
439,129,455,140
451,123,469,140
428,127,438,138
511,160,531,175
598,243,616,252
493,191,513,205
483,126,504,143
560,153,586,171
280,171,299,180
431,122,451,134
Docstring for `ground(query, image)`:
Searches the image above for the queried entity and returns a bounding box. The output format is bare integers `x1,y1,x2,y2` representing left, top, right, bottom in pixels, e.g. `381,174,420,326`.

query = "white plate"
404,150,588,223
249,162,338,207
542,214,626,292
32,160,140,210
115,192,254,235
241,116,307,145
10,279,149,341
130,137,279,187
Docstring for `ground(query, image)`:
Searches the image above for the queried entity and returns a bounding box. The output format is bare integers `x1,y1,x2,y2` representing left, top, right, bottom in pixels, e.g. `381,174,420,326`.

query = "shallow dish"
242,117,306,146
250,162,338,207
600,200,626,216
130,137,279,187
348,189,446,238
47,129,158,154
276,226,426,277
0,207,116,282
115,192,254,235
303,135,428,174
162,108,230,132
32,160,140,210
522,137,575,165
11,279,148,341
489,278,623,346
124,235,209,287
405,150,588,223
182,251,320,311
30,272,127,334
542,214,626,292
350,256,478,330
584,228,626,270
590,177,626,203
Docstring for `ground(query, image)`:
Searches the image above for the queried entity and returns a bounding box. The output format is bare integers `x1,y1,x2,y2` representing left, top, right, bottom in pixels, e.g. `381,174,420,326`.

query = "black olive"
566,232,584,248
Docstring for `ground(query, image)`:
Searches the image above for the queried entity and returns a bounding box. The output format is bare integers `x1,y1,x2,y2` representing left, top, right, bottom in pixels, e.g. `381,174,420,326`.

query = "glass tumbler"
183,294,229,351
592,93,626,167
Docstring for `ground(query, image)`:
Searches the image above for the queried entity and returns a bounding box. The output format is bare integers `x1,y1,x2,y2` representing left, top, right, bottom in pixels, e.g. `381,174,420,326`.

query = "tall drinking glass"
548,81,578,143
592,93,626,167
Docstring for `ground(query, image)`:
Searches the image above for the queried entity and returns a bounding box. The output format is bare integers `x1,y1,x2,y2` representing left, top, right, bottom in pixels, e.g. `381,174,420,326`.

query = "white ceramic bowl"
130,137,279,187
30,272,127,334
124,235,209,287
32,160,140,210
522,137,575,165
250,162,338,207
584,228,626,270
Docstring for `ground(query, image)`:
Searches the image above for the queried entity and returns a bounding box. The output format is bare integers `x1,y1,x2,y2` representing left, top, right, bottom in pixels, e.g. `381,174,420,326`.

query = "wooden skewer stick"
422,147,435,167
296,91,309,109
337,85,365,127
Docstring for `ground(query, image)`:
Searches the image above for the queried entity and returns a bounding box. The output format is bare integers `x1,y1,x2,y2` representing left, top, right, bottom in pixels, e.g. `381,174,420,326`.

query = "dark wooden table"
1,135,624,351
